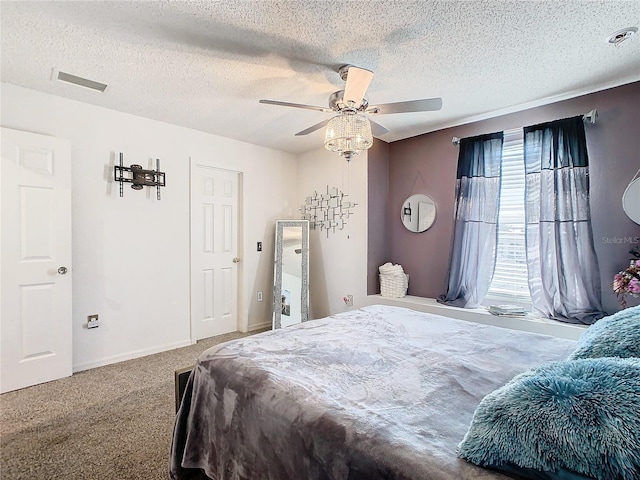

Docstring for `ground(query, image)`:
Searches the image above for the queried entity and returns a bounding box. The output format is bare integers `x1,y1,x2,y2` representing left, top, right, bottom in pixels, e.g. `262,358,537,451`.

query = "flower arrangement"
613,247,640,308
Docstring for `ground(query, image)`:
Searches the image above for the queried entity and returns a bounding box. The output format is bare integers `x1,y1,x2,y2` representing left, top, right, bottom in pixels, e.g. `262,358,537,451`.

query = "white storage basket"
380,273,409,298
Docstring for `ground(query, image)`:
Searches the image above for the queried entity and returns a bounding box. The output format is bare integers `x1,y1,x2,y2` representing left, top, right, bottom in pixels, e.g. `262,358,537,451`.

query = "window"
485,128,532,305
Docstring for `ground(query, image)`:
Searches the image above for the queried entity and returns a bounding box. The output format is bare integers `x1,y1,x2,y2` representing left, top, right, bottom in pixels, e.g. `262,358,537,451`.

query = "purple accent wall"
367,139,390,294
369,81,640,313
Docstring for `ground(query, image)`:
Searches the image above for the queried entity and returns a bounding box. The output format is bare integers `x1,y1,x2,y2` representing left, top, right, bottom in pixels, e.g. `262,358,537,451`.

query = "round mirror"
401,194,436,232
622,177,640,225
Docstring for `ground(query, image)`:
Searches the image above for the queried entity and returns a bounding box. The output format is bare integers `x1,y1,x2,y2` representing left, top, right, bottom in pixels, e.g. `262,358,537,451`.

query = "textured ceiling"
1,1,639,154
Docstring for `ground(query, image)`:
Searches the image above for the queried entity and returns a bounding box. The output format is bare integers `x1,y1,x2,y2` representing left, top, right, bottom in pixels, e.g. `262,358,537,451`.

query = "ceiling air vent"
56,70,107,92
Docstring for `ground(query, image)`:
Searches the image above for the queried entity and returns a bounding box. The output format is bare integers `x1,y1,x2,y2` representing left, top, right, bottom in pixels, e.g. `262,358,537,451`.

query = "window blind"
487,128,532,304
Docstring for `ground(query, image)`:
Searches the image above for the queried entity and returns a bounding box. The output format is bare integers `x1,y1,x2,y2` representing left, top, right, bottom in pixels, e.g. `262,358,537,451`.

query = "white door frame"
189,159,244,342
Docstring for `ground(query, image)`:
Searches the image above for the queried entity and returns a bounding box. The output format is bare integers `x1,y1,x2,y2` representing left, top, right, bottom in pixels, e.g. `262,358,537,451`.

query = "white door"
190,164,239,340
1,128,72,393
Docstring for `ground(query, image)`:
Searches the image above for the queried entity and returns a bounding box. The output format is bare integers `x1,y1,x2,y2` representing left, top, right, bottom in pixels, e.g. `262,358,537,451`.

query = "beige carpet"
0,330,264,479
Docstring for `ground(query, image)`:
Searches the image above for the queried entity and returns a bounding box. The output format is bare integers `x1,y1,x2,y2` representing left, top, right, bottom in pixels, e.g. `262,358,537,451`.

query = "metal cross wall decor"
299,186,357,237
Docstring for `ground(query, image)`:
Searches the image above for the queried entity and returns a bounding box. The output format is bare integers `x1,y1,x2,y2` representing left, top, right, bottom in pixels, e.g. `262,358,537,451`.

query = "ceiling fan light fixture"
324,112,373,161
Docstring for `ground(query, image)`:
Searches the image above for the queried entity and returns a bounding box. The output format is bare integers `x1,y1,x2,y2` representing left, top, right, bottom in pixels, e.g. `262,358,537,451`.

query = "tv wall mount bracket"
114,152,165,200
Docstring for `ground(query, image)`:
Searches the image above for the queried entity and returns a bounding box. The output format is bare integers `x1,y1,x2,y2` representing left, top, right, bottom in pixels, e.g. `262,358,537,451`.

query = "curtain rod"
451,109,598,146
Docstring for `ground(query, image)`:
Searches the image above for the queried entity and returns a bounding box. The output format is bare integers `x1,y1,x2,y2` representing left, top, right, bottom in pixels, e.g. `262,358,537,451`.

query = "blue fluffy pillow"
570,305,640,360
458,357,640,480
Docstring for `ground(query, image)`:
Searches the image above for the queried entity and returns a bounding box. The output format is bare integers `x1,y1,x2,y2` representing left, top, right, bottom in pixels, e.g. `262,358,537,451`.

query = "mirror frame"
622,177,640,225
273,220,309,329
401,193,437,233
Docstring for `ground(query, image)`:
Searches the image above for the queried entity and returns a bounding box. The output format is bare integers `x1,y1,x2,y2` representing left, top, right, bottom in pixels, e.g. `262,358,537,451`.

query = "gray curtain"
439,132,504,308
524,116,604,324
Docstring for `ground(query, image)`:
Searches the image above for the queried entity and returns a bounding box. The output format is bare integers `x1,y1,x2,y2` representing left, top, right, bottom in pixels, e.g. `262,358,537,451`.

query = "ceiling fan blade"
343,66,374,107
295,118,330,136
369,119,390,137
367,97,443,115
259,99,333,113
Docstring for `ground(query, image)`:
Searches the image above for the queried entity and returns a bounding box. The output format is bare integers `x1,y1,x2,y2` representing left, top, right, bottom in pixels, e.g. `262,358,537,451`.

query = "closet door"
1,128,72,393
190,163,239,340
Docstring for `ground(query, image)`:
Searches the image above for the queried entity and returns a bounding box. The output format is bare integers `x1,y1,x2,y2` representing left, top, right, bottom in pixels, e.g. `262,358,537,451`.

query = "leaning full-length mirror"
273,220,309,329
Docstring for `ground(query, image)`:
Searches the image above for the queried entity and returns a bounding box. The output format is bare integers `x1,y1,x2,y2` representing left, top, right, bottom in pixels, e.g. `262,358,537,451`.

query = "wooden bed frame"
173,366,193,413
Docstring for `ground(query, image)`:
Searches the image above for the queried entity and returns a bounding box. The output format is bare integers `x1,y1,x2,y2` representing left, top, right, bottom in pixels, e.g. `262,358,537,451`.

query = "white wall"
296,148,368,318
1,83,297,371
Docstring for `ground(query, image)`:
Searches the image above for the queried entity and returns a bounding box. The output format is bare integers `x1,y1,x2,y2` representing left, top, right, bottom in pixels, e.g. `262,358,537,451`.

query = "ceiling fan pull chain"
346,160,351,239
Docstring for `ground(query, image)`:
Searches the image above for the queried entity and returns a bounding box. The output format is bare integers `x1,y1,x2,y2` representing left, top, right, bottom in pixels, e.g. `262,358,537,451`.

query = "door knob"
232,257,240,264
58,266,68,275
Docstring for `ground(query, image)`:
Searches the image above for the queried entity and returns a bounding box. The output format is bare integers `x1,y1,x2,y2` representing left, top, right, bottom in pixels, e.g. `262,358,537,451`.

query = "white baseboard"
72,339,193,373
248,320,272,332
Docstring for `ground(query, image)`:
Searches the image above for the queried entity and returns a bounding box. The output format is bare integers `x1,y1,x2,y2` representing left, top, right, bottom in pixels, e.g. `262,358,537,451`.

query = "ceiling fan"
259,65,442,160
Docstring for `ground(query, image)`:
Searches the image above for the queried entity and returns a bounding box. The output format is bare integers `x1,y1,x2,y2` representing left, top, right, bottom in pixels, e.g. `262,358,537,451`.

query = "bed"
170,304,578,480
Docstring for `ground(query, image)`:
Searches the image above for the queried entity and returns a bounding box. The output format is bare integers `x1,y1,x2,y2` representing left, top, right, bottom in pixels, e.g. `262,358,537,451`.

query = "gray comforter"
170,305,576,480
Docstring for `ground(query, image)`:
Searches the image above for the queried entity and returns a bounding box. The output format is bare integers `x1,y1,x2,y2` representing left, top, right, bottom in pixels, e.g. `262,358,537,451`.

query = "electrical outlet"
257,242,262,252
257,291,263,302
87,314,100,329
344,295,353,306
